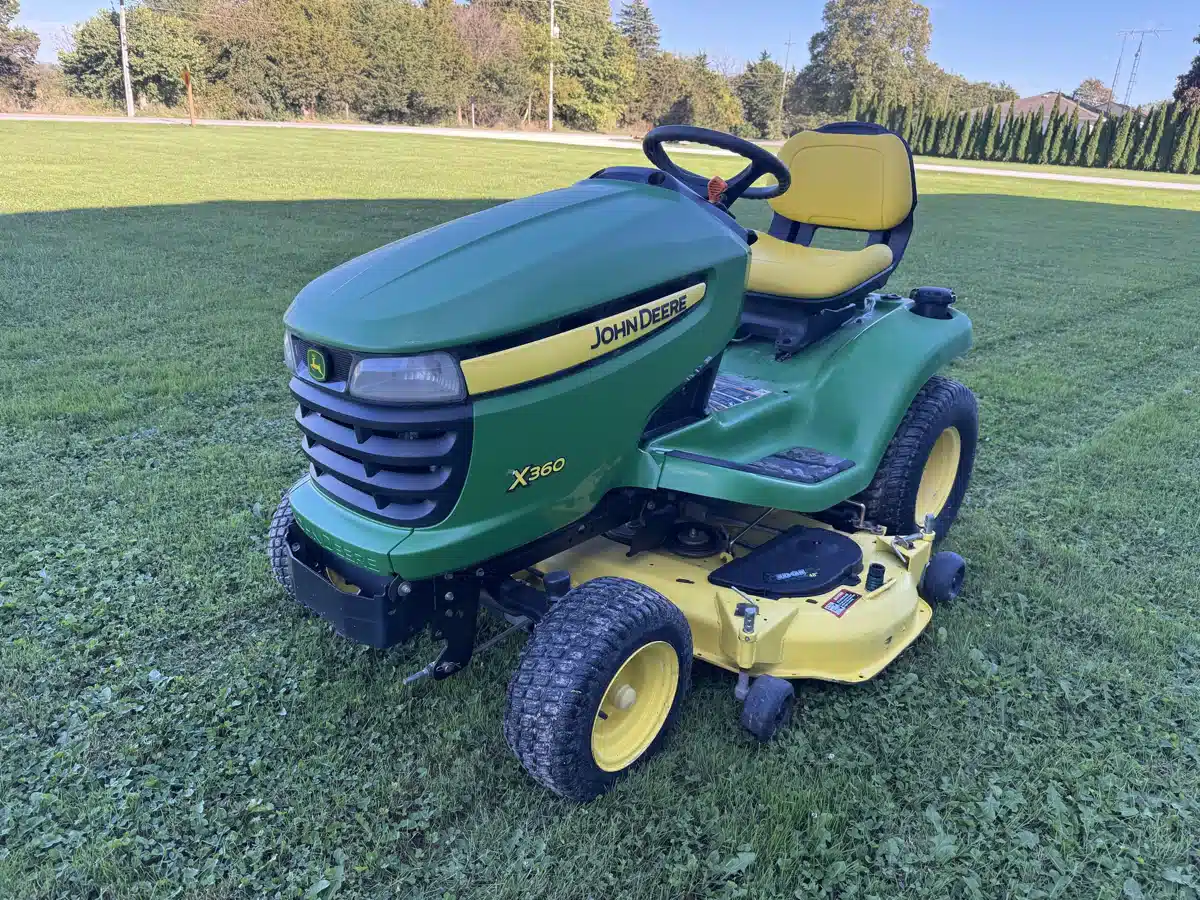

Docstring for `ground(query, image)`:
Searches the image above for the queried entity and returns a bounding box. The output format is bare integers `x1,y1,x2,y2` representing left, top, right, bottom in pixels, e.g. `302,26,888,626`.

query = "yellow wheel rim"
915,427,962,522
591,641,679,773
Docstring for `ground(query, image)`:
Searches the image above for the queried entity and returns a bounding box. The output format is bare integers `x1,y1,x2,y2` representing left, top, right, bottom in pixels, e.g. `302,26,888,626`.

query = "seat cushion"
747,232,894,300
769,130,915,232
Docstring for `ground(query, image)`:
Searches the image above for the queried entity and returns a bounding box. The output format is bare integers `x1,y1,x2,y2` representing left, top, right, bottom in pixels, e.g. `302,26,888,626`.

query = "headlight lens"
283,332,297,372
349,353,465,404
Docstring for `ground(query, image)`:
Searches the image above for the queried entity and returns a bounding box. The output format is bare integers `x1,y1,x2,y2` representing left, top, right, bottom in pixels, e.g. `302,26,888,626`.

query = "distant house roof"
984,92,1101,123
1075,98,1135,117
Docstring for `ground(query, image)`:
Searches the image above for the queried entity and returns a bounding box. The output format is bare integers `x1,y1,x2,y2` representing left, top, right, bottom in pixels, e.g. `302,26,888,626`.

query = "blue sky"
17,0,1199,106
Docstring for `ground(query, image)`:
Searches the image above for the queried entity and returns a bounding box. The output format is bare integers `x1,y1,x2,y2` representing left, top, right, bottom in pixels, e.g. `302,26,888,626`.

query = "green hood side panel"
288,477,410,574
650,301,973,510
284,180,739,353
387,249,749,580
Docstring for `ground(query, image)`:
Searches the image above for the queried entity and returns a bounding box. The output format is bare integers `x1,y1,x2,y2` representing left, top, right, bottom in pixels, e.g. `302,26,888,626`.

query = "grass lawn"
2,121,1200,900
914,153,1200,186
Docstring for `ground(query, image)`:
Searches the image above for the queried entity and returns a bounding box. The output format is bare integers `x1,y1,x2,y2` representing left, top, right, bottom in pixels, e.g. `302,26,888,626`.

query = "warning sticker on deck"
823,589,860,618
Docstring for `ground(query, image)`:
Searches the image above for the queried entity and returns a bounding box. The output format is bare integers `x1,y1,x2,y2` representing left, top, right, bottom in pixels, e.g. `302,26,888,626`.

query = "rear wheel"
857,375,978,538
504,577,692,801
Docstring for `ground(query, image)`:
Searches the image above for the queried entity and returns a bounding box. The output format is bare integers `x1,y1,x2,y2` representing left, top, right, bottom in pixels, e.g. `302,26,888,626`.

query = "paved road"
912,162,1200,191
6,113,1200,193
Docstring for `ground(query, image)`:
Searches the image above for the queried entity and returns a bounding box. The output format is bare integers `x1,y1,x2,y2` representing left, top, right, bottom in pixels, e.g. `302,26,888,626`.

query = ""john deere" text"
588,295,692,350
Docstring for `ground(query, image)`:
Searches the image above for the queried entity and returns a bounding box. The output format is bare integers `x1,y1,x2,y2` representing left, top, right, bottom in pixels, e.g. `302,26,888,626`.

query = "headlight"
349,353,465,404
284,332,297,372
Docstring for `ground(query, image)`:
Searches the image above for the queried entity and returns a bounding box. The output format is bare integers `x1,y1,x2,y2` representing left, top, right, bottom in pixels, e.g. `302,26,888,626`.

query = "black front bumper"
287,525,430,649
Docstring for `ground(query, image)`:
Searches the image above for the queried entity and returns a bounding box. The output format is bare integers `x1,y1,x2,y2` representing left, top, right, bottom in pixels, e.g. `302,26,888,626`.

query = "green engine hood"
284,178,749,353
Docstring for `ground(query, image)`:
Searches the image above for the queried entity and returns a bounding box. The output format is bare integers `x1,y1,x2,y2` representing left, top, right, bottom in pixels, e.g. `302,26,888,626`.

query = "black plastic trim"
287,524,431,649
640,353,723,442
738,297,860,356
666,447,854,485
291,377,472,525
709,525,864,599
294,408,458,467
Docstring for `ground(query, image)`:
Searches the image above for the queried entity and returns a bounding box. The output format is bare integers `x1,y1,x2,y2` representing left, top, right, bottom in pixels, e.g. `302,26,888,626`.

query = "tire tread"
503,577,692,801
856,375,978,536
267,494,296,598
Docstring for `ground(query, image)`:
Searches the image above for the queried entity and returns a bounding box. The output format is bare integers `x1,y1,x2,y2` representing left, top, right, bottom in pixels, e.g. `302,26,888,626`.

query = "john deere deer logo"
306,347,328,382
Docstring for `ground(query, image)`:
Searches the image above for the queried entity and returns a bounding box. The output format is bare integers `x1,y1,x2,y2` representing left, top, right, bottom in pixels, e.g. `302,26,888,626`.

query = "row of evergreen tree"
852,92,1200,174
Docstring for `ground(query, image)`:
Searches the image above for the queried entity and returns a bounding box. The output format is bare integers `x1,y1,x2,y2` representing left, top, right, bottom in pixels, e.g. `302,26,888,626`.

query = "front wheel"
267,493,296,599
503,577,693,801
856,375,978,538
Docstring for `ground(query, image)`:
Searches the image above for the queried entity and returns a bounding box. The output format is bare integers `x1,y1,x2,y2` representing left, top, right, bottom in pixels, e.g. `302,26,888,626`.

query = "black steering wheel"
642,125,791,206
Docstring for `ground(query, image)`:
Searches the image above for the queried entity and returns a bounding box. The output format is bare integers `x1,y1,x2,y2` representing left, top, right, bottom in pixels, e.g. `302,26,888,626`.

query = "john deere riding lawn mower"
268,122,978,801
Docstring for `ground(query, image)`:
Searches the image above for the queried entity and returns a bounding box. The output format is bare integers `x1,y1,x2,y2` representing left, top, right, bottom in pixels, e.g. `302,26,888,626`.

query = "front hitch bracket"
428,577,481,680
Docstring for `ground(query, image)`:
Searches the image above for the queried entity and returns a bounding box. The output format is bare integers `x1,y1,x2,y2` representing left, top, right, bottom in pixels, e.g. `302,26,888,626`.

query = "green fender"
648,300,973,511
289,477,409,575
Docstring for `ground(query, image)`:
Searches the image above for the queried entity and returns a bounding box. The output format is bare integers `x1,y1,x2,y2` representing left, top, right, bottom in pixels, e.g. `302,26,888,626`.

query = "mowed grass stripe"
963,292,1200,490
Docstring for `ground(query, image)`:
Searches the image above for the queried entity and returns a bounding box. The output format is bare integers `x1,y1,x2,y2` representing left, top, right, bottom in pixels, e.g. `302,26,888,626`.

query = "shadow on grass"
1,197,504,324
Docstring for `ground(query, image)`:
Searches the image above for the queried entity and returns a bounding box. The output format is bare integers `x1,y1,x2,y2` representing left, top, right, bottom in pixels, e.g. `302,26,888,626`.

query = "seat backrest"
769,124,916,232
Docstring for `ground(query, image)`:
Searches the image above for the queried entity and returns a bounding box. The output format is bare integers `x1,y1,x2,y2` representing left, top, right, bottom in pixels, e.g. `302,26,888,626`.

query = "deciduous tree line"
4,0,1197,167
0,0,39,102
36,0,1014,137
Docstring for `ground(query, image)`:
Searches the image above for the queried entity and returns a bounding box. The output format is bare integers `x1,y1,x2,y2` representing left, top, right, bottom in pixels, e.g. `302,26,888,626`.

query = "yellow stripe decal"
461,283,707,396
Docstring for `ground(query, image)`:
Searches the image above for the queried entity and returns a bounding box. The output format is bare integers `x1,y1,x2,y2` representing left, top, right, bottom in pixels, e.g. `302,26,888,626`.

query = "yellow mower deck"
539,513,934,683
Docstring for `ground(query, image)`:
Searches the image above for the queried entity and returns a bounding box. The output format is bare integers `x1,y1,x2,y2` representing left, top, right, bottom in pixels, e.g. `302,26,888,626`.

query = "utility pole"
777,33,795,117
118,0,134,117
547,0,556,131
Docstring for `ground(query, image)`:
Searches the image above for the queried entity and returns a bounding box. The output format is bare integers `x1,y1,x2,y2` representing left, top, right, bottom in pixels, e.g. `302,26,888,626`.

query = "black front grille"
291,378,472,526
290,335,355,384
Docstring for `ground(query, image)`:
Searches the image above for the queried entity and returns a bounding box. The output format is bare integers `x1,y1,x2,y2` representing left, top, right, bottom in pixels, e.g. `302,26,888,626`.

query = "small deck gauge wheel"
504,577,692,801
918,551,966,605
741,674,795,743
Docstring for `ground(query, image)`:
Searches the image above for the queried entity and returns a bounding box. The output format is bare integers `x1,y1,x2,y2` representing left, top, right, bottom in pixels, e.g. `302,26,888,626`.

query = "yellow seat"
746,125,916,302
748,234,894,300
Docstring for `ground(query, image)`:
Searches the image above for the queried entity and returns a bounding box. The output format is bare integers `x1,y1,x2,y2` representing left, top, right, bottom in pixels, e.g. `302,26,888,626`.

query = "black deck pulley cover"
709,525,863,599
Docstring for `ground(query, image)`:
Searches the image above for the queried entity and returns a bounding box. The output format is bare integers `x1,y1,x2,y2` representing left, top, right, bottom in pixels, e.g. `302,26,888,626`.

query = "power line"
1110,29,1169,110
1108,32,1128,107
1121,28,1168,107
